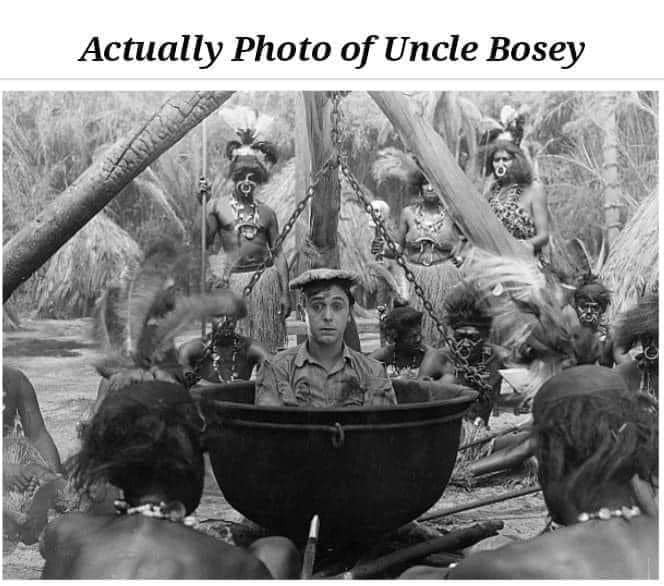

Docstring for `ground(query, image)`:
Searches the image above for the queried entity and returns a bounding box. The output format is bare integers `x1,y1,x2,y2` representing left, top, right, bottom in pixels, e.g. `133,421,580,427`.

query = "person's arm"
265,208,291,318
177,339,207,387
254,358,297,406
418,347,447,380
15,370,62,473
368,345,392,363
365,362,397,406
247,341,272,369
524,182,549,252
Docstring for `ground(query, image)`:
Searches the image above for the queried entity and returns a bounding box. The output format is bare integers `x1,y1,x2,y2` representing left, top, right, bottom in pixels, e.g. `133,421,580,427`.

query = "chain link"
241,156,337,297
331,92,494,395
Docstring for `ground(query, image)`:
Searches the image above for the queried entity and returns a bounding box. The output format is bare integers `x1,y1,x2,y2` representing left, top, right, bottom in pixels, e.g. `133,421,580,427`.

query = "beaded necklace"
388,346,424,377
210,335,240,383
545,505,641,532
230,196,261,241
412,203,448,240
114,499,196,526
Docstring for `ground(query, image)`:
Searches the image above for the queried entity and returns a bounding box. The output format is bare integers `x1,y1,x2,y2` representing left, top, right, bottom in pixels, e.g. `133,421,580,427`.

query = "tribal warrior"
178,292,270,387
201,114,290,352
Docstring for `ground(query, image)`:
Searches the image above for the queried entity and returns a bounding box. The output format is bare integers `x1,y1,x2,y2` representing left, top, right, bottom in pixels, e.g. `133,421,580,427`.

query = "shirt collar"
294,341,353,368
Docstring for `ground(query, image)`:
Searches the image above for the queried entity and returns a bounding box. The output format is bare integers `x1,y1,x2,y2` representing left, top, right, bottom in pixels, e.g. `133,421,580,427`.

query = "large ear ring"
225,140,242,160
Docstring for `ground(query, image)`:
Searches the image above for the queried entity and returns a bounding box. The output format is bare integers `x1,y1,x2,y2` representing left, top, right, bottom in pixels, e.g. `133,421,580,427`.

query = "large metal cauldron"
197,380,477,544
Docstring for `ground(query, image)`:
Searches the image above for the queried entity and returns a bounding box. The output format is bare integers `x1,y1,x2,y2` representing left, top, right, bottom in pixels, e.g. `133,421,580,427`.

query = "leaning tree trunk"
3,91,234,302
598,93,624,248
369,92,528,259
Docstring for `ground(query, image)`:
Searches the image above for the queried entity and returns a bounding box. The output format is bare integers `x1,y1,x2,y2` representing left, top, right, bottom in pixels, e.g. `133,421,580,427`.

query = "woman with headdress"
371,148,462,346
480,110,549,260
200,107,290,353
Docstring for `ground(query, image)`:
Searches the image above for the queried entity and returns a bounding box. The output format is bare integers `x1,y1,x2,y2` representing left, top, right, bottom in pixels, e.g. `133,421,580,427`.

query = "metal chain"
330,92,494,395
241,156,336,297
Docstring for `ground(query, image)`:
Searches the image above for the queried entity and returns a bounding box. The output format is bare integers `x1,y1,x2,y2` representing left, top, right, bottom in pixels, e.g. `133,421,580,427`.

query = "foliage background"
2,91,658,318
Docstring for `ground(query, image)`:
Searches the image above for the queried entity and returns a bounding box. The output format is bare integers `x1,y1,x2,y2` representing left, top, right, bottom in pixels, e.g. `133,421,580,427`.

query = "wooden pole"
4,91,234,301
200,118,208,338
299,91,360,351
368,91,529,259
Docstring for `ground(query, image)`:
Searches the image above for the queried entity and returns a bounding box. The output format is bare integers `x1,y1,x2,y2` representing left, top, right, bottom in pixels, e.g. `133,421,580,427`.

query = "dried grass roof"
34,213,141,318
601,192,658,322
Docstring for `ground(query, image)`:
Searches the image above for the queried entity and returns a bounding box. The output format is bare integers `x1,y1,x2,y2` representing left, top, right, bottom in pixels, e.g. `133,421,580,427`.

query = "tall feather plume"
121,241,180,365
219,105,275,142
371,147,423,187
150,291,243,360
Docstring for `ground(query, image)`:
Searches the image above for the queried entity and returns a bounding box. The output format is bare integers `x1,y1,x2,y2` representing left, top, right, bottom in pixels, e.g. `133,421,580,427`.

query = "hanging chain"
330,92,494,395
241,155,337,297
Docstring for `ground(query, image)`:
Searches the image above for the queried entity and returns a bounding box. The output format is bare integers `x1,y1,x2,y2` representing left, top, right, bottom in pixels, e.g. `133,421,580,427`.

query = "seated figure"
255,269,397,408
370,304,448,380
178,292,270,387
401,365,658,579
40,381,300,579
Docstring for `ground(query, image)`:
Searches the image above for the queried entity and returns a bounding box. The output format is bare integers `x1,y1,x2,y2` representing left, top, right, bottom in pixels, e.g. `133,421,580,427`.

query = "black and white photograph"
2,89,659,578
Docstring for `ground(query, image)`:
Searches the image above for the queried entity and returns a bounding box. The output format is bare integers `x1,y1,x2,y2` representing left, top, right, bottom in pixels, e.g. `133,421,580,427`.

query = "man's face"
211,315,237,340
492,149,513,179
305,285,350,346
389,324,422,352
234,172,257,200
575,298,603,329
453,325,485,362
421,183,440,205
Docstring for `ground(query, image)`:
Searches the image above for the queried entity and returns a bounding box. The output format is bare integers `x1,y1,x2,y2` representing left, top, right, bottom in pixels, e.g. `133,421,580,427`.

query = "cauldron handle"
331,422,345,448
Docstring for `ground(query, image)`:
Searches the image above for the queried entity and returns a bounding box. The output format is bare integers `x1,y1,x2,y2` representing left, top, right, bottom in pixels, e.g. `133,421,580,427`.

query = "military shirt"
255,343,397,407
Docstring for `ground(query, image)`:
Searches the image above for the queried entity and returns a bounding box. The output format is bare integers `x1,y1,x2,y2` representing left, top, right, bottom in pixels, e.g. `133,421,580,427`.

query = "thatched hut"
34,213,141,318
601,192,658,322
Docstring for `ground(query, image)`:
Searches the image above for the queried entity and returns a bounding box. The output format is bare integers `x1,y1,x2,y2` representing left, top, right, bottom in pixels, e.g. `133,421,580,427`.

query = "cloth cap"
289,268,360,291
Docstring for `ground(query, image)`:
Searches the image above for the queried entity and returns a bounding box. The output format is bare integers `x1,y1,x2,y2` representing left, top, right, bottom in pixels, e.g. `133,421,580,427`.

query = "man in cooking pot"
255,269,397,408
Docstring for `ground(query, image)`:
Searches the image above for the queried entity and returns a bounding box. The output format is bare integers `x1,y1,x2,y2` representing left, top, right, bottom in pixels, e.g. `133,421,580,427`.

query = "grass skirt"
406,261,461,346
229,267,286,353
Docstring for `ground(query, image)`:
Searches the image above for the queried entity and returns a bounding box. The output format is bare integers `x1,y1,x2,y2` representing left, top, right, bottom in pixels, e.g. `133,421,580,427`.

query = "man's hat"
289,268,360,291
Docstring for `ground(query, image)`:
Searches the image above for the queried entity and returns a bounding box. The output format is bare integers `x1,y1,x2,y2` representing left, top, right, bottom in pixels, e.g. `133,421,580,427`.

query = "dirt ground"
3,318,546,579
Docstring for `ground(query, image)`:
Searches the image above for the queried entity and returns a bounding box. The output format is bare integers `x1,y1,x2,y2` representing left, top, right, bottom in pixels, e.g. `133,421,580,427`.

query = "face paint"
453,325,485,363
212,315,237,342
576,300,602,328
235,173,257,199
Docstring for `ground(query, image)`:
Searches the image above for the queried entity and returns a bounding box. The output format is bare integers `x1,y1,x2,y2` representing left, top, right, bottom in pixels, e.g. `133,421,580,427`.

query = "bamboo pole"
200,118,208,337
368,91,529,259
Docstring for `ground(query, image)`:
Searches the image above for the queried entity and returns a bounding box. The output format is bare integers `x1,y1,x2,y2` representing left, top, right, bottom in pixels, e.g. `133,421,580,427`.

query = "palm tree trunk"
599,93,624,247
3,91,234,301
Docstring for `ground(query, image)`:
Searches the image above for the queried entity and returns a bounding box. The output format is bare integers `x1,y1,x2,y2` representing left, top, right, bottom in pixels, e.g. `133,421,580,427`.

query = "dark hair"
533,371,657,524
383,306,422,334
302,279,355,307
71,382,205,515
482,140,533,186
573,275,611,311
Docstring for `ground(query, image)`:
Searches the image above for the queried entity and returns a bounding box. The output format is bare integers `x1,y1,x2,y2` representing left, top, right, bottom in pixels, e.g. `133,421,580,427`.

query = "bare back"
41,513,271,579
448,516,658,579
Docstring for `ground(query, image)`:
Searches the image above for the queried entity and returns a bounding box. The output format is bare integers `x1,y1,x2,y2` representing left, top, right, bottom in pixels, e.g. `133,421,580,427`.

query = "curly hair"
482,140,533,186
614,293,658,351
443,282,492,332
533,366,658,524
70,382,205,514
573,274,611,311
382,306,423,335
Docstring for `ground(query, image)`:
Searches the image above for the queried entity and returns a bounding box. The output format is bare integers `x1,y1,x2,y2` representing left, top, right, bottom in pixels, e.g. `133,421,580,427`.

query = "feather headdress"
371,147,426,190
461,249,597,403
219,106,278,184
93,240,241,379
